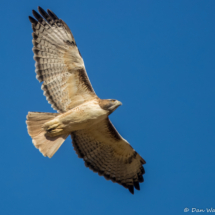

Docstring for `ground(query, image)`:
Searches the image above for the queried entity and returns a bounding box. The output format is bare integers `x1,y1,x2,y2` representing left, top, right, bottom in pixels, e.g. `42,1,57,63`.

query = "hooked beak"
117,101,122,106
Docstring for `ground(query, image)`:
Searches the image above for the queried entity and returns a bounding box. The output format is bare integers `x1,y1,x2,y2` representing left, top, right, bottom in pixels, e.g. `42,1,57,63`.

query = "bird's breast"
56,100,108,132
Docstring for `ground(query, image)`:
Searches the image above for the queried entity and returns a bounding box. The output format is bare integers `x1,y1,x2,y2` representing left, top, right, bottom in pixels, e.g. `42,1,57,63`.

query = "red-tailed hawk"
26,7,146,194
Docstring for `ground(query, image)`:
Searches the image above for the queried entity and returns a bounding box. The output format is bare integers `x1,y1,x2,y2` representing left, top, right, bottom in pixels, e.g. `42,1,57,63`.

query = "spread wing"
29,7,97,112
71,118,146,194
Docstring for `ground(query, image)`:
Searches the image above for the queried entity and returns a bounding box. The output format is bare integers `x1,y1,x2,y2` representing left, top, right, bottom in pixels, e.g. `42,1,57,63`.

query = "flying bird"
26,7,146,194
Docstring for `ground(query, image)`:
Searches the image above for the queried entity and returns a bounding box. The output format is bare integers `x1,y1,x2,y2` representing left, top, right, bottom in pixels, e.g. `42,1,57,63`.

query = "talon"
48,128,63,133
46,128,64,137
43,120,60,131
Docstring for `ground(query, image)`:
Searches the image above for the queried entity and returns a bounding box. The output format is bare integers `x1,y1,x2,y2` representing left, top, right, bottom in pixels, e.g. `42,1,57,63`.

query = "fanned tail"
26,112,68,158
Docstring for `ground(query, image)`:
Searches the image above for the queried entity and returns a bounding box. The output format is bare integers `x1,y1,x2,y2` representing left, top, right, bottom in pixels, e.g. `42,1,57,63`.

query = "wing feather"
71,118,146,194
29,7,97,112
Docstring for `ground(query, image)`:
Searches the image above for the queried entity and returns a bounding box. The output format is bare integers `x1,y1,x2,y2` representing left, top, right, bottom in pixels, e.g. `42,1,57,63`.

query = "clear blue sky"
1,0,215,214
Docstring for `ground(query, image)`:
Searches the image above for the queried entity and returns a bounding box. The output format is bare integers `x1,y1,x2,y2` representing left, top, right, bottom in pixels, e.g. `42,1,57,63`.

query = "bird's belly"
56,103,107,132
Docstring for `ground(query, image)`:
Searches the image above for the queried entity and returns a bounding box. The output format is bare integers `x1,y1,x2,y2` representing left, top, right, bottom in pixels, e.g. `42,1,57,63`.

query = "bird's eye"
111,99,115,102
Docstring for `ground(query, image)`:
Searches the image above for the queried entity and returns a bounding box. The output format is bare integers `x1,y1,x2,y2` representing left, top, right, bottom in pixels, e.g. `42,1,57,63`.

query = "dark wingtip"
47,9,59,20
28,16,37,24
32,9,37,17
141,158,146,164
134,181,140,190
138,175,144,183
32,9,43,23
141,166,145,175
38,6,42,11
38,6,49,20
128,186,134,194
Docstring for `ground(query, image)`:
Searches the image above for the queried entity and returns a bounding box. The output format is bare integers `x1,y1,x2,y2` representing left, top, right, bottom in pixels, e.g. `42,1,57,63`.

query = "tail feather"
26,112,68,158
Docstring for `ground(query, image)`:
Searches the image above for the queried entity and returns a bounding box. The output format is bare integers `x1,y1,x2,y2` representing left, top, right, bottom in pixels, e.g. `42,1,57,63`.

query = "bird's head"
99,99,122,114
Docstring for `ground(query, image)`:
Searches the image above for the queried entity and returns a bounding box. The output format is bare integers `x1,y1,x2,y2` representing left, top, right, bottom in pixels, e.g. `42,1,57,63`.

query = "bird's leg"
43,120,60,131
45,128,64,137
42,119,65,137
